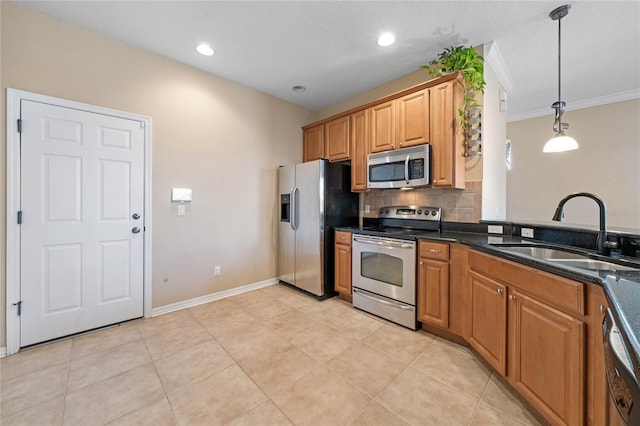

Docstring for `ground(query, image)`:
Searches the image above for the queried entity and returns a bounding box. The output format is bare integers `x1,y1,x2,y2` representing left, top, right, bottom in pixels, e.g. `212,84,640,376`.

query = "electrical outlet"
214,265,221,276
364,205,371,214
521,228,534,238
177,204,186,216
488,225,503,234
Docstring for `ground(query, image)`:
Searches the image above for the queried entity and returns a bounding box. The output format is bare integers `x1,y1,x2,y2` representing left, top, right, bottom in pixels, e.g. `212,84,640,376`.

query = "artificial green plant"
421,45,486,129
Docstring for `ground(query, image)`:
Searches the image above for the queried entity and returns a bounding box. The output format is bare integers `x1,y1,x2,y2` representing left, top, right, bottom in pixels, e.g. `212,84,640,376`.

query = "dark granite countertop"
336,225,640,381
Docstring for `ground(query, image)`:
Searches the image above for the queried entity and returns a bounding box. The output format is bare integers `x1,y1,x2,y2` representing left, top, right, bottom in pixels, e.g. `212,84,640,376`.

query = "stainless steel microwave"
367,144,431,189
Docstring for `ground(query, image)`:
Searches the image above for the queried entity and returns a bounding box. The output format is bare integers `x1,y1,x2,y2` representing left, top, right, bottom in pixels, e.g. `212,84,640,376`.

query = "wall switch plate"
214,265,221,276
488,225,503,234
364,205,371,214
521,228,534,238
177,204,186,216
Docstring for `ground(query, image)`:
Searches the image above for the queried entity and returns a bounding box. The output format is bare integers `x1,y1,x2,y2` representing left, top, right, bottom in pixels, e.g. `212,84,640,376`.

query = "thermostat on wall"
171,188,192,202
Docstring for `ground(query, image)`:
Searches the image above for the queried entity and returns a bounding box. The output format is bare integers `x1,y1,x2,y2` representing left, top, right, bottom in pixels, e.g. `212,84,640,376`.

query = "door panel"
43,243,82,313
44,155,82,222
20,100,144,346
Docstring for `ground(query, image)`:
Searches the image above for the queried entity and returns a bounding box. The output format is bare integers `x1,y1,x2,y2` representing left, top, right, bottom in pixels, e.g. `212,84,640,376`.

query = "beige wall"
314,69,436,122
1,3,314,347
506,99,640,230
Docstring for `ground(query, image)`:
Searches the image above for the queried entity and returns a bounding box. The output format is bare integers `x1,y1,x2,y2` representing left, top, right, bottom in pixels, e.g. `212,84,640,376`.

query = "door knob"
132,227,141,234
132,213,140,220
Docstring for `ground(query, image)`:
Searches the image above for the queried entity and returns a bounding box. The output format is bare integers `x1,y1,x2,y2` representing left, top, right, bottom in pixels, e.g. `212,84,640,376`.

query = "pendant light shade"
543,4,578,153
543,134,578,153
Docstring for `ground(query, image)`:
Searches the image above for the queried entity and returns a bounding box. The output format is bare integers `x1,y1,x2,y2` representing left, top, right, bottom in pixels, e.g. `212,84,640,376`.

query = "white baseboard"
0,347,7,358
151,278,279,317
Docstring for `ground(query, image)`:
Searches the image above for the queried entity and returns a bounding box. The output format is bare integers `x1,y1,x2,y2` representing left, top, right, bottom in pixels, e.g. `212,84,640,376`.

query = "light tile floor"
0,284,543,425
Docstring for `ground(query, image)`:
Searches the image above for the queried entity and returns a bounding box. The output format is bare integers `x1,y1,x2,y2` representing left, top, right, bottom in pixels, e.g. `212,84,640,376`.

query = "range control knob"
417,210,422,215
379,208,384,215
431,210,438,216
385,209,390,214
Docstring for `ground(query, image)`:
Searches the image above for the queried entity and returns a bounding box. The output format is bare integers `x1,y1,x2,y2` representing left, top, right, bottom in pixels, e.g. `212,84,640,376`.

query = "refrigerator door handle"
291,187,299,230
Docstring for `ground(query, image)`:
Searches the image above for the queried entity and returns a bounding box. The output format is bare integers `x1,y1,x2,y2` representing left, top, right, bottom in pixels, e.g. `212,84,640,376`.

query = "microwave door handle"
290,187,298,230
404,156,410,184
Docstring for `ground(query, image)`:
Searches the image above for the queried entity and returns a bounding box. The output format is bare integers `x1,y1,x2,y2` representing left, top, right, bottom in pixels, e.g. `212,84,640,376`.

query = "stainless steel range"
352,206,441,330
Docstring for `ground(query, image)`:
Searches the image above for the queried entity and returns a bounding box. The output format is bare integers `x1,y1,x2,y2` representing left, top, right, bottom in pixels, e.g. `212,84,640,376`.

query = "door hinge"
17,211,23,224
13,301,22,316
17,118,22,133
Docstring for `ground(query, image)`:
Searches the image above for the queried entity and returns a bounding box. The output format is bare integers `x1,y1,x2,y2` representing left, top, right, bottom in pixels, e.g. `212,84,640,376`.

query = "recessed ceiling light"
377,32,395,47
196,43,214,56
292,85,306,93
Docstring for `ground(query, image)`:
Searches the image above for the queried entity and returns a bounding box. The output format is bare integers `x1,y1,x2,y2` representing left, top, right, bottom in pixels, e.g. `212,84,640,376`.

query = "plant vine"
421,45,486,129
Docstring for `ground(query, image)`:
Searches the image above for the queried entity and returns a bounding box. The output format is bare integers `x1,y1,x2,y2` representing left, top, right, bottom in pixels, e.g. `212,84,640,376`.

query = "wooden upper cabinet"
350,110,369,191
429,81,465,189
303,125,324,162
396,89,430,149
369,101,396,153
324,116,350,161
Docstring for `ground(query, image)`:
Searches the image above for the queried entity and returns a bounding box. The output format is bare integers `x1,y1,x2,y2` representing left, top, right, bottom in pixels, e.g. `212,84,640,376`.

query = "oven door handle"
353,238,414,249
354,288,414,311
404,155,410,184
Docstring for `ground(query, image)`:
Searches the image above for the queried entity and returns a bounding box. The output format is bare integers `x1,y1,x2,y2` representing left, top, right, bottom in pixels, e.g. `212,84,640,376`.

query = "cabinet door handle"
496,288,503,295
599,305,606,313
347,248,350,252
426,249,442,253
508,295,517,301
420,261,424,265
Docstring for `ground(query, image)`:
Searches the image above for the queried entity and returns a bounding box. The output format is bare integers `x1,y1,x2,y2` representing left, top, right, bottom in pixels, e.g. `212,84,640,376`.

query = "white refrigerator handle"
290,187,298,230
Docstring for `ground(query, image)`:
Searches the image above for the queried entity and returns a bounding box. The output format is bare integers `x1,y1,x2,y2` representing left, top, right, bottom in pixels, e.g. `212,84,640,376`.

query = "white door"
20,100,145,346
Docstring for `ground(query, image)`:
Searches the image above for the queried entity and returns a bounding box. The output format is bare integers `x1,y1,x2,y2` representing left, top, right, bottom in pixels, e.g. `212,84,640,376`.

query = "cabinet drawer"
469,250,585,316
419,241,450,261
335,230,352,246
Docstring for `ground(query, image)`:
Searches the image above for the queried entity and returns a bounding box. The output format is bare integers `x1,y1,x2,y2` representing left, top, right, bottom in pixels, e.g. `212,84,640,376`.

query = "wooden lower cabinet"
334,231,352,301
467,250,610,426
468,270,507,375
417,241,450,329
508,290,585,426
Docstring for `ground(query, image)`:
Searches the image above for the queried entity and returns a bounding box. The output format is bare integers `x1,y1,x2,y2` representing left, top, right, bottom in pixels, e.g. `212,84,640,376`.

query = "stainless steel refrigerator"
278,159,359,298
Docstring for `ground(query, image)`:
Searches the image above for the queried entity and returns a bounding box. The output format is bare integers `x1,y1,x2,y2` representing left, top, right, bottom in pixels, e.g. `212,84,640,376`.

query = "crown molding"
507,89,640,122
484,41,515,94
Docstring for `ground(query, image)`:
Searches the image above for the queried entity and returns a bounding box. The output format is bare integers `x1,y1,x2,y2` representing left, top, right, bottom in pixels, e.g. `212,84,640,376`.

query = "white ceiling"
15,1,640,120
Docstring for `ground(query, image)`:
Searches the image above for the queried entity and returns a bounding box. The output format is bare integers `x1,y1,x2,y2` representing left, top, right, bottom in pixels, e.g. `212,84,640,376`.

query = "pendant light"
543,4,578,153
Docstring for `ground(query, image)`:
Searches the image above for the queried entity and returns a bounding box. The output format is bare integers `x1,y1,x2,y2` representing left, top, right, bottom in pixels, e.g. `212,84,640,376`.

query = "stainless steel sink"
501,246,586,260
491,244,640,273
547,259,638,272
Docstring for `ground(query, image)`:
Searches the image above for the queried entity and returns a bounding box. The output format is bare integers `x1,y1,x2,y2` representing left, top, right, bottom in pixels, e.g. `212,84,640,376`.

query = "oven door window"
360,251,404,286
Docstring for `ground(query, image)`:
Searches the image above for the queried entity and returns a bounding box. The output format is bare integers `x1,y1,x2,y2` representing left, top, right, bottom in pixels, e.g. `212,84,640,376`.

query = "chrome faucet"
552,192,617,256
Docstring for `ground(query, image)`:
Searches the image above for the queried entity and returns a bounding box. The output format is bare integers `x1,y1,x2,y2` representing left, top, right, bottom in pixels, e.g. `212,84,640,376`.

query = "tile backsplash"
362,181,482,223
